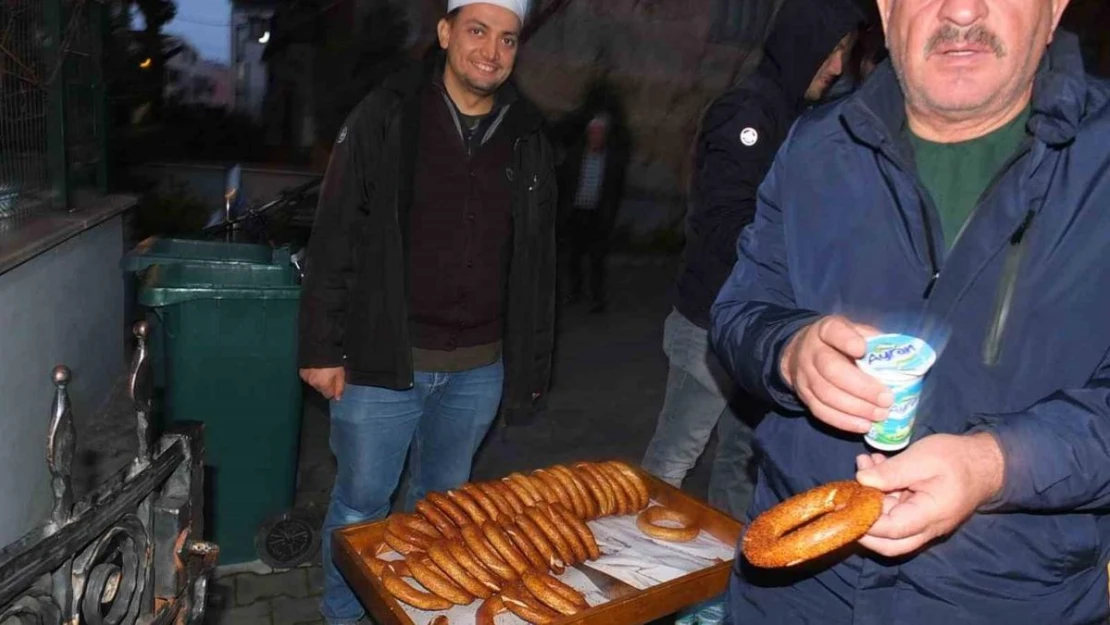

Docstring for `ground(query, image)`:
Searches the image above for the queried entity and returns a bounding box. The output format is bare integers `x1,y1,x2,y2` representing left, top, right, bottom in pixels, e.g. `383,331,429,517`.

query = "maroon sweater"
407,87,514,352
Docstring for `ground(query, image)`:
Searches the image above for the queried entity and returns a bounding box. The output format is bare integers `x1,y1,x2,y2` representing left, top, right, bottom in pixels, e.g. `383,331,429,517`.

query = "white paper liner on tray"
387,501,735,624
583,502,735,590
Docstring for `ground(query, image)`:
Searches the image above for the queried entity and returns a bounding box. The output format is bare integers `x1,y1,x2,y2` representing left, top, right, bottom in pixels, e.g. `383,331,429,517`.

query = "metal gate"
0,322,217,625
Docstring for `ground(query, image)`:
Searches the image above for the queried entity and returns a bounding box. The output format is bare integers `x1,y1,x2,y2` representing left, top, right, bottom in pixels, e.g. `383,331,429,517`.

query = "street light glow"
258,30,270,44
139,57,152,69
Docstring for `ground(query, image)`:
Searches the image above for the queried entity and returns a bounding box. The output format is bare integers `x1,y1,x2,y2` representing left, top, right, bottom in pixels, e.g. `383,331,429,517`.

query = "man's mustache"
925,24,1006,57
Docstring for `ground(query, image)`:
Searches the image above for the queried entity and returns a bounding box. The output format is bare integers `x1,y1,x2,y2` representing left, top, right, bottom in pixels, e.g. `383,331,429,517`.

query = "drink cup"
856,333,936,452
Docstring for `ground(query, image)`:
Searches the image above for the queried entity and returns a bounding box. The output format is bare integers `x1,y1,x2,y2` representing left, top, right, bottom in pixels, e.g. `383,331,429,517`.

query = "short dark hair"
444,7,461,22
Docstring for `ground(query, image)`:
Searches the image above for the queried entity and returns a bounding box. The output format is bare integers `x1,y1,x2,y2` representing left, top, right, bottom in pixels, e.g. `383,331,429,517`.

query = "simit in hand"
854,433,1005,558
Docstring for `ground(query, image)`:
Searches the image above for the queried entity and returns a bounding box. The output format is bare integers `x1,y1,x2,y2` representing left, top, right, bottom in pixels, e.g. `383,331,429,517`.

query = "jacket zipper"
395,201,415,388
948,138,1035,252
917,137,1035,299
388,103,416,389
982,209,1035,366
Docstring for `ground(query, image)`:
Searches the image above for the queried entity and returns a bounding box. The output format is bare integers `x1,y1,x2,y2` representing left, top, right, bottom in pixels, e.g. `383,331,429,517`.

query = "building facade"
231,0,278,120
166,41,232,108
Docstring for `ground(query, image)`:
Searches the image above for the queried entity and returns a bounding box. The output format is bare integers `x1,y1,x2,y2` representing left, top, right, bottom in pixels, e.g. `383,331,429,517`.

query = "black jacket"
298,55,558,423
673,0,864,329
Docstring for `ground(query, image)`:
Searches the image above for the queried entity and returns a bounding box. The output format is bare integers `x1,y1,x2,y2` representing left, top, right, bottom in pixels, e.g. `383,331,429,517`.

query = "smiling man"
297,1,557,623
710,0,1110,623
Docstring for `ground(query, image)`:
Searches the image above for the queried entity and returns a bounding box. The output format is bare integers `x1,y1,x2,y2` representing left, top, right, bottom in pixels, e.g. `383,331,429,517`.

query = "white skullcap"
447,0,530,24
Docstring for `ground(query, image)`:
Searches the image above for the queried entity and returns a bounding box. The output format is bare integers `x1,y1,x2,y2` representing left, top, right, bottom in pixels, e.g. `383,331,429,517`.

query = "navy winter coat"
711,33,1110,625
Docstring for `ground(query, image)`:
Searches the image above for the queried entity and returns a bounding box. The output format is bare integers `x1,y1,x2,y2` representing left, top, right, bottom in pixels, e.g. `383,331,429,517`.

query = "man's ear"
1047,0,1072,43
873,0,891,39
437,18,451,50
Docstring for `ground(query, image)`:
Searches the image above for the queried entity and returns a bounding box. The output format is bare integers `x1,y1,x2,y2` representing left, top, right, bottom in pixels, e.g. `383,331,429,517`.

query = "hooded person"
641,0,866,541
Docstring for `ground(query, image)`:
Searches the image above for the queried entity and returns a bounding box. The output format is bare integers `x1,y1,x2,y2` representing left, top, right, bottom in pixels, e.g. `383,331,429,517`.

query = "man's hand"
780,315,892,433
855,433,1005,558
300,366,346,400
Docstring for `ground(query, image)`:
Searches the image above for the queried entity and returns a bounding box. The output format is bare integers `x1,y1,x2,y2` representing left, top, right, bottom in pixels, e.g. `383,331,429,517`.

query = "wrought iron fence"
0,322,217,625
0,0,107,220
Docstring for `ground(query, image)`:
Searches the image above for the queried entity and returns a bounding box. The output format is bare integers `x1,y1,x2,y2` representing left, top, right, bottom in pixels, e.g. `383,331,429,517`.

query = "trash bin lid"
138,262,300,307
122,237,277,272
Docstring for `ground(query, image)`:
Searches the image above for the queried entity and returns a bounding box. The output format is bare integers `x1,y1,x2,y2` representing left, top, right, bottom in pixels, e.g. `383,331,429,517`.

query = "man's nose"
482,37,500,62
937,0,988,27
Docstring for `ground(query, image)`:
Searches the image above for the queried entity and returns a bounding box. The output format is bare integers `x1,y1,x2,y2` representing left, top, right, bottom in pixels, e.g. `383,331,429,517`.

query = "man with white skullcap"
448,0,529,23
299,2,556,623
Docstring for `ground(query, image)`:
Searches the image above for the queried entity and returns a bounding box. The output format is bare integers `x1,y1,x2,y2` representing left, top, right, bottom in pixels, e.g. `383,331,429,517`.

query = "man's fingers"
806,399,873,433
856,445,938,493
818,317,870,358
807,374,889,421
863,495,933,541
857,531,930,558
880,492,902,515
856,453,889,471
333,375,345,401
815,352,893,408
853,323,883,339
859,490,935,557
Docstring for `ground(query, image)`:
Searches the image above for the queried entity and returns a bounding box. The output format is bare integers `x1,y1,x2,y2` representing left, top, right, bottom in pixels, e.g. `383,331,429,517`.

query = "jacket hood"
758,0,866,105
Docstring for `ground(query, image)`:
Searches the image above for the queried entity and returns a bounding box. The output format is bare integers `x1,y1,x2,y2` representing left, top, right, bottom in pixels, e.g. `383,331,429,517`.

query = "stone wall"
519,1,777,205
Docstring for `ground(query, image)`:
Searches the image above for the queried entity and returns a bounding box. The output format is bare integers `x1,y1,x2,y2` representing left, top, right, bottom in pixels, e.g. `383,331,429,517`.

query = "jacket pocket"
982,210,1035,366
948,513,1098,600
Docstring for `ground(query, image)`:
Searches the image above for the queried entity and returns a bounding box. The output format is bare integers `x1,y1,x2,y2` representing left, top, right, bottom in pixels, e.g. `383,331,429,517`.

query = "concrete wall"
0,217,126,546
512,0,769,200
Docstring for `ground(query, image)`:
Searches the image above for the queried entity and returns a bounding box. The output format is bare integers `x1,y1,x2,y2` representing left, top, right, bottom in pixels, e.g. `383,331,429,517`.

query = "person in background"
849,19,889,85
824,1,887,101
644,0,863,523
297,1,556,623
712,0,1110,621
560,107,630,314
643,2,864,622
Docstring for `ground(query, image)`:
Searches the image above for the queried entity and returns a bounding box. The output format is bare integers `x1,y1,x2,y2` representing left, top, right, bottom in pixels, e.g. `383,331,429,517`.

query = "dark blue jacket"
711,33,1110,625
673,0,863,329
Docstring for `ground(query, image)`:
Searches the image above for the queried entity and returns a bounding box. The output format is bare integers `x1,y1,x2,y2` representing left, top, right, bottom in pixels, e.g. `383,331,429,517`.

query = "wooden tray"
334,468,743,625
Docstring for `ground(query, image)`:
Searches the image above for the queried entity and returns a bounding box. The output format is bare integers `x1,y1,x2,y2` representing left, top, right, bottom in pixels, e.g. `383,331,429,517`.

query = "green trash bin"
121,237,291,391
122,236,287,271
139,262,303,565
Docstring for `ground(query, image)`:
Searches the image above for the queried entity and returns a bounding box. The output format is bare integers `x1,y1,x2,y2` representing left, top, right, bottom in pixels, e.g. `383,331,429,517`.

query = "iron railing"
0,322,217,625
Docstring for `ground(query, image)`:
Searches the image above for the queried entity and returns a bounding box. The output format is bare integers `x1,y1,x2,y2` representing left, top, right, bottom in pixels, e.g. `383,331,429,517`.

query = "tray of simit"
333,461,743,625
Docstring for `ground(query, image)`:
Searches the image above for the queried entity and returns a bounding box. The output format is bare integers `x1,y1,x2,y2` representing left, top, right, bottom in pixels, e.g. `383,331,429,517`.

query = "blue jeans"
641,310,755,520
319,360,504,625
